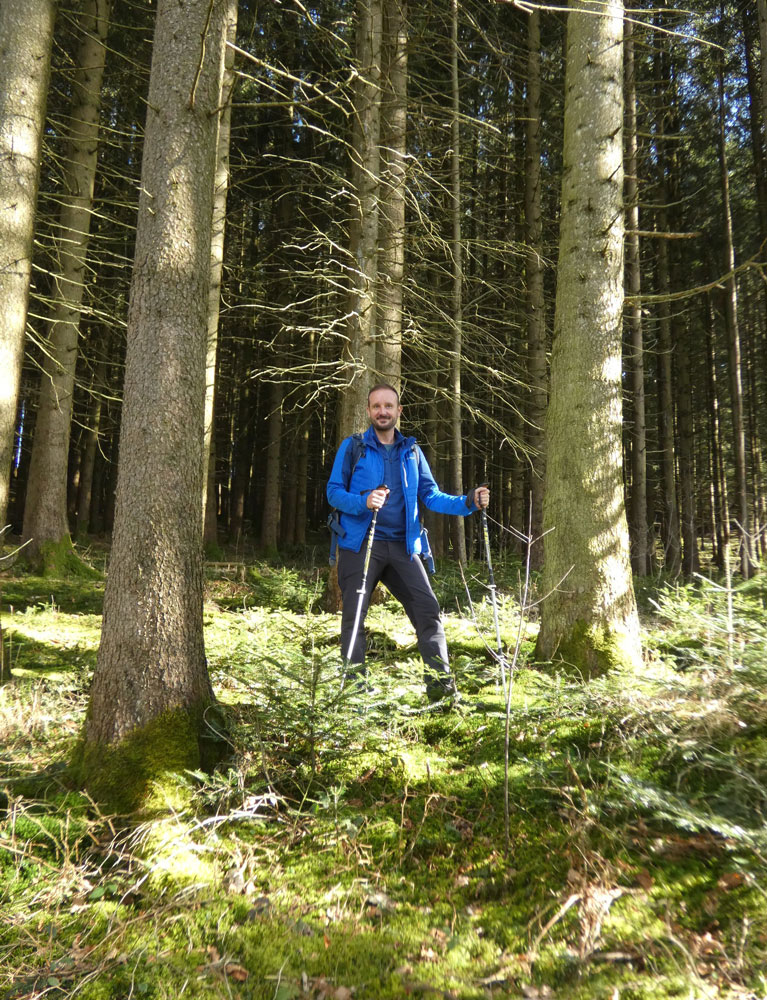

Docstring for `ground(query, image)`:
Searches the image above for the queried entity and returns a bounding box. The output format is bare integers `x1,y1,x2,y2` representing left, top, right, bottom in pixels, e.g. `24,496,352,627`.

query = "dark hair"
368,383,400,404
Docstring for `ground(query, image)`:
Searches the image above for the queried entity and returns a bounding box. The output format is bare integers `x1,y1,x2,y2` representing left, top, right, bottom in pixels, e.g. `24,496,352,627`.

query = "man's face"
367,388,402,432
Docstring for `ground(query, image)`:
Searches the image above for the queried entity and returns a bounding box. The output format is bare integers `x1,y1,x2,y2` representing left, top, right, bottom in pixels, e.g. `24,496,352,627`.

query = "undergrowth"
1,558,766,1000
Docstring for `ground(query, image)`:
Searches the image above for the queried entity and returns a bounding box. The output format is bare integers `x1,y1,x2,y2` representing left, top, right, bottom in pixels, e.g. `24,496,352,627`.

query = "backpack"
327,433,366,566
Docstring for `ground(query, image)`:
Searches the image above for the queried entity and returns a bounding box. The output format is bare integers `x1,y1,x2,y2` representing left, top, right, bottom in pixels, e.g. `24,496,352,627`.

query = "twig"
189,0,216,110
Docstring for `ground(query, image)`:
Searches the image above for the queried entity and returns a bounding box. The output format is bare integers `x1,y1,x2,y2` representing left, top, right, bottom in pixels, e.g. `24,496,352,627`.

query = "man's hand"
467,484,490,509
366,486,390,510
475,486,490,509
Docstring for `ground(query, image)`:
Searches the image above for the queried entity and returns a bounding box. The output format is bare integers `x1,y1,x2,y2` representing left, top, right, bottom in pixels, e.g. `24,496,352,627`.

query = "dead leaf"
207,945,221,964
224,963,249,982
635,869,654,890
419,945,438,962
717,872,744,890
333,988,352,1000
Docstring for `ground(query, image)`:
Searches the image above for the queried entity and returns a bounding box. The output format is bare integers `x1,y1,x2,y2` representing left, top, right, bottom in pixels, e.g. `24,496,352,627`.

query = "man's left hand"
475,486,490,508
467,485,490,509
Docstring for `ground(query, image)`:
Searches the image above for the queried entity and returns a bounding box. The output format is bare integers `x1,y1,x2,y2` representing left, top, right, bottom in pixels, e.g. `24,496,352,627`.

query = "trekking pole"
345,485,388,666
480,498,507,700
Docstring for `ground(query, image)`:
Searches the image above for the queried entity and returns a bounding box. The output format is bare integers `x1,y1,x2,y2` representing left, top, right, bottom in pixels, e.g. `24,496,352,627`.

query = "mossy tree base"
535,619,642,678
27,536,101,579
72,704,227,814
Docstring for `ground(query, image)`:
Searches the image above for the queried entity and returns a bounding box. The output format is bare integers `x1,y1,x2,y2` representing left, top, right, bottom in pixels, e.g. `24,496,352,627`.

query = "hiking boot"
425,679,461,712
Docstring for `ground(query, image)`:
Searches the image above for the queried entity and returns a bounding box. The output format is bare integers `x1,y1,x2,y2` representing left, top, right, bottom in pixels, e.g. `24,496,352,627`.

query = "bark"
0,0,56,528
745,316,766,559
655,203,682,577
448,0,466,563
293,417,309,546
624,17,649,576
85,0,229,760
376,0,407,389
76,353,107,538
260,380,283,554
202,0,238,529
229,371,254,545
758,0,767,162
536,0,641,675
525,7,546,570
675,312,700,577
717,57,755,578
22,0,110,562
742,7,767,240
339,0,383,437
203,430,218,547
706,294,729,569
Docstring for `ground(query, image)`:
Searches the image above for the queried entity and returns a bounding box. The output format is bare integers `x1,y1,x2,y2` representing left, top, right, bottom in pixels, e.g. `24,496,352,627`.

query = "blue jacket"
326,425,478,559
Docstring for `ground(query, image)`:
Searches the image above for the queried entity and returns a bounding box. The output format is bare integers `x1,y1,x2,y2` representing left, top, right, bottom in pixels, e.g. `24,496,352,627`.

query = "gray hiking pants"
337,537,453,694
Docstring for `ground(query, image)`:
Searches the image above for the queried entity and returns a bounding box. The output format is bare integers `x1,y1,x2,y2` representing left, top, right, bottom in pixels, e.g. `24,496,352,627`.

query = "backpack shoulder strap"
343,432,367,489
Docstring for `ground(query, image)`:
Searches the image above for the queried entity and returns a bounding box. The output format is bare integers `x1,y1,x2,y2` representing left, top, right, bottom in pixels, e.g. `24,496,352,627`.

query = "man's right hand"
366,486,390,510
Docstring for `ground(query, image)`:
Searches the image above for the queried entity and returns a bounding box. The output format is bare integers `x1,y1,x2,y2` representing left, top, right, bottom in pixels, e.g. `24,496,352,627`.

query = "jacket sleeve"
327,438,369,515
416,448,477,515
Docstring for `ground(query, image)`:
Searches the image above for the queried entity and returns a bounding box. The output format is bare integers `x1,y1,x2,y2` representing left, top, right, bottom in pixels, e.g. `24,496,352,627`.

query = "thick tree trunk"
82,0,229,803
0,0,56,528
624,17,649,577
525,7,546,570
22,0,110,565
448,0,466,563
376,0,407,390
536,0,641,675
339,0,382,437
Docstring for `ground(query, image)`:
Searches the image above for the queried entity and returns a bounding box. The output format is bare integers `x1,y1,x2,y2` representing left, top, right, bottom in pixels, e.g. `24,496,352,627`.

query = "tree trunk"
260,380,283,555
0,0,56,528
448,0,466,563
376,0,407,390
81,0,229,807
525,7,546,570
536,0,641,675
743,6,767,239
705,299,726,569
22,0,110,566
624,16,649,577
717,56,754,578
758,0,767,161
202,0,238,530
675,312,700,577
76,353,107,539
339,0,382,437
655,206,682,577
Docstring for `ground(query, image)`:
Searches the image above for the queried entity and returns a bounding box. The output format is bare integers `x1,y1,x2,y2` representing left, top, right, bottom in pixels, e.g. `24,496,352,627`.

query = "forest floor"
1,547,767,1000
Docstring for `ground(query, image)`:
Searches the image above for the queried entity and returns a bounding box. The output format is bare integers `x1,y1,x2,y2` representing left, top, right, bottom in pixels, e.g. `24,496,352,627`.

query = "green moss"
71,706,210,813
540,618,640,677
28,537,102,580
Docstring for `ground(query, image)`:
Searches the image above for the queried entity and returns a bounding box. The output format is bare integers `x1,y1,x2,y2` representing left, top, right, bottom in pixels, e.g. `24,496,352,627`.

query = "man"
327,383,490,705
